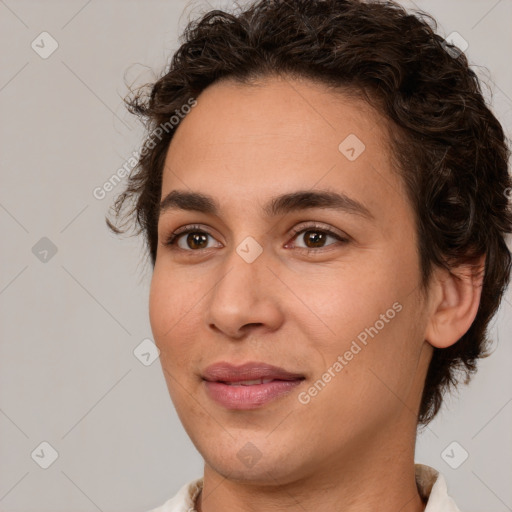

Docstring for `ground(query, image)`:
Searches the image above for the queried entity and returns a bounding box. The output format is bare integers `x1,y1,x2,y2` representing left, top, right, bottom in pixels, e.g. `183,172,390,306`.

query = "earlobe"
425,256,485,349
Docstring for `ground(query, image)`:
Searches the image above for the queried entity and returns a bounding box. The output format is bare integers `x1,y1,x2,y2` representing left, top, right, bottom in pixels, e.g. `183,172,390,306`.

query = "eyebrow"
159,189,374,220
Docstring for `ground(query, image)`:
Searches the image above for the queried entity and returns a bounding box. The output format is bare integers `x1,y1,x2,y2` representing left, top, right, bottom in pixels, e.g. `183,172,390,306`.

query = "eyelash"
163,223,349,255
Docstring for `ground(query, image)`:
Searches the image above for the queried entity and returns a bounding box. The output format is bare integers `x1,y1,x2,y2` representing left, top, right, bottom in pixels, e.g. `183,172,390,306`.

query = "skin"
149,75,483,512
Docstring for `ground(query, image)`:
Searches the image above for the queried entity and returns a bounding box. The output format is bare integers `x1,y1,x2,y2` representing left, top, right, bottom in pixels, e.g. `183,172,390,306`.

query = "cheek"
148,266,199,350
292,250,421,384
149,270,172,340
291,259,405,342
297,300,423,434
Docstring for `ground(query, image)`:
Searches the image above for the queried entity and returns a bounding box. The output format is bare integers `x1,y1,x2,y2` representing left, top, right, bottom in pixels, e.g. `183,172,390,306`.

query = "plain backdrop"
1,0,511,511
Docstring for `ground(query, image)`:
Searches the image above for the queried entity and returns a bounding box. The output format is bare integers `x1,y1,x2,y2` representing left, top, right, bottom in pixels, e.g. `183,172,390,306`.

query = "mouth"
201,361,306,409
218,378,281,386
202,361,305,382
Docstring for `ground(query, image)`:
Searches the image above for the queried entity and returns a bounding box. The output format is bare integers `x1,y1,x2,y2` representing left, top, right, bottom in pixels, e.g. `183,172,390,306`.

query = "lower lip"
203,379,304,409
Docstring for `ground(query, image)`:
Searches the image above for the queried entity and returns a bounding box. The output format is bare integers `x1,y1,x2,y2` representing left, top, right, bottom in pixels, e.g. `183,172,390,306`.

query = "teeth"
225,378,274,386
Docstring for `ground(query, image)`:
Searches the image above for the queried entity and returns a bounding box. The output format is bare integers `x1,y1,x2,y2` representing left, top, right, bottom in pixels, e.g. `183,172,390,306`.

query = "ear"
425,256,485,349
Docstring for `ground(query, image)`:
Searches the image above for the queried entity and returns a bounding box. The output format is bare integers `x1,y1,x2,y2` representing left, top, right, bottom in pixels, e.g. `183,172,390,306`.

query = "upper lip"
202,362,305,383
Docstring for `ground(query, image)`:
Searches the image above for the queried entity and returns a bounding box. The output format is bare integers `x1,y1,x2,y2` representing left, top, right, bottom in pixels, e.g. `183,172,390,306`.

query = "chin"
197,433,312,486
206,454,300,486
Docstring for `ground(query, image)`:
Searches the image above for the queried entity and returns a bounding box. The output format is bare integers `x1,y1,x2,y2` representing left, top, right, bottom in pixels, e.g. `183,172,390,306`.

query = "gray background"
0,0,511,511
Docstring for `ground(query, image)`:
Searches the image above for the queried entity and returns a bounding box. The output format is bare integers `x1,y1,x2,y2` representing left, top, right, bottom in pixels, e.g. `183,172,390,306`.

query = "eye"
286,223,349,253
163,224,220,251
162,222,349,254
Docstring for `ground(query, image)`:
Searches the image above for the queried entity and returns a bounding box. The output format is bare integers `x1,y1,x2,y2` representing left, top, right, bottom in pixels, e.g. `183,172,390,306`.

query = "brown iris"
302,230,327,248
186,232,209,250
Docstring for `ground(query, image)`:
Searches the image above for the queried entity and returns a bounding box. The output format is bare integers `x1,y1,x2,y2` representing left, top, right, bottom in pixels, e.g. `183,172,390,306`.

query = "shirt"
146,463,461,512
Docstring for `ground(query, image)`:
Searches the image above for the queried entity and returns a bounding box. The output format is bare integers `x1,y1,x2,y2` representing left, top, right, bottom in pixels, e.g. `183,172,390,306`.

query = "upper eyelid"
170,222,342,238
289,222,346,237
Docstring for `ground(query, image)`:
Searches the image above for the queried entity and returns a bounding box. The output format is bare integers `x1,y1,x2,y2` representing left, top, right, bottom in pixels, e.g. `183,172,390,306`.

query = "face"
149,75,433,485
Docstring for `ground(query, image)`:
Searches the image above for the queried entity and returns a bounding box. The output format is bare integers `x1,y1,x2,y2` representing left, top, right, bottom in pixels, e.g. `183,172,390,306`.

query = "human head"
107,0,511,431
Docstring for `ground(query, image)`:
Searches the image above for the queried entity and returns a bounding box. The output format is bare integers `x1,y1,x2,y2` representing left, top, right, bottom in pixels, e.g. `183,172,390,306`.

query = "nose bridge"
214,234,269,303
205,235,282,336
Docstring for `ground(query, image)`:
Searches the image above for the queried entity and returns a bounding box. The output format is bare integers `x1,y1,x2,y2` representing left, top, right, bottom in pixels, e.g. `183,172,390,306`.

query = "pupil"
188,232,208,249
305,231,325,248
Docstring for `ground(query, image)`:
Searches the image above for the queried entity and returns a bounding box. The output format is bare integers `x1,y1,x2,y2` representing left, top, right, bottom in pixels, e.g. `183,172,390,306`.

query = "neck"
196,427,426,512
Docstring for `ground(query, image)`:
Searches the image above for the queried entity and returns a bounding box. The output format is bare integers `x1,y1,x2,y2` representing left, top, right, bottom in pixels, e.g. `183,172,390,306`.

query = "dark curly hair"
107,0,512,426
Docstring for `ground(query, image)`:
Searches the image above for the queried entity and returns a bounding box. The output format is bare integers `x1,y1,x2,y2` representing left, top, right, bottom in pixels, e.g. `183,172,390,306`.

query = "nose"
204,243,285,340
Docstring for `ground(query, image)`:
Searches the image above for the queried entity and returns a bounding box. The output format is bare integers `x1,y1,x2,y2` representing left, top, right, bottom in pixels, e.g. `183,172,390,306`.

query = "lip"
202,361,305,382
201,361,305,410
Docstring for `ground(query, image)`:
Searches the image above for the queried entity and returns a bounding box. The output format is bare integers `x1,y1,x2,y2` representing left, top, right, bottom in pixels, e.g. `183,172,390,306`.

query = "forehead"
161,75,405,218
